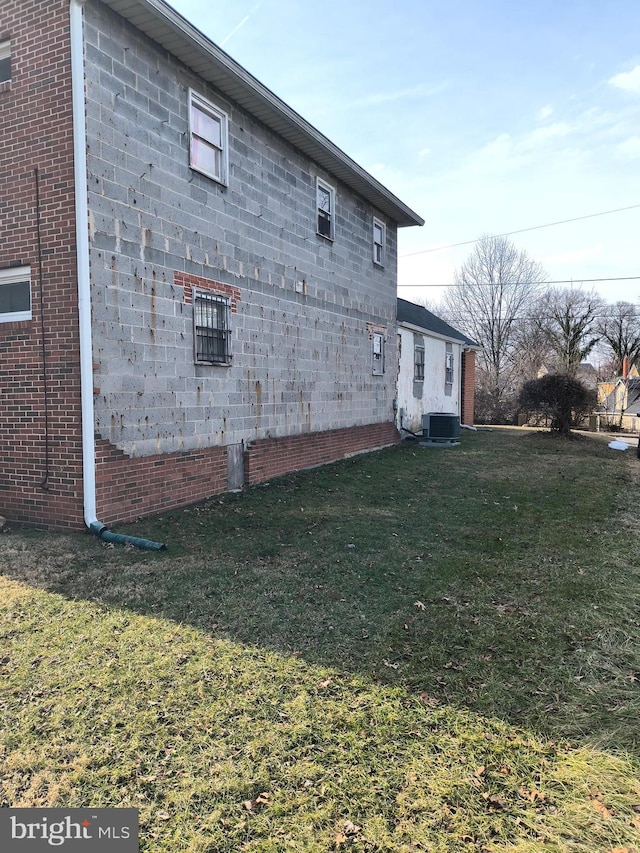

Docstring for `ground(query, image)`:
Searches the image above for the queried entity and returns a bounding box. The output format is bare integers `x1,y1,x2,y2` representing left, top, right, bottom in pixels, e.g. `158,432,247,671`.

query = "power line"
400,204,640,258
399,275,640,288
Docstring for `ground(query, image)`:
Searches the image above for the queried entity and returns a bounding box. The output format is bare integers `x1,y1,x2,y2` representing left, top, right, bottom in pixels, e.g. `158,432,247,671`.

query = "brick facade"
0,0,84,528
461,349,476,426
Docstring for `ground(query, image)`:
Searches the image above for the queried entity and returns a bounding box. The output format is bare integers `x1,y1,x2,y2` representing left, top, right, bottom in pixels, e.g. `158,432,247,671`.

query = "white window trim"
373,216,385,266
0,41,10,81
0,266,31,323
188,89,229,186
316,177,335,241
372,332,385,375
193,289,232,366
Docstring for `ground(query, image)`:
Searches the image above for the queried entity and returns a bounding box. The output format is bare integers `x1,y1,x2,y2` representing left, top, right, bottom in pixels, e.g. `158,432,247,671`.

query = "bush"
518,374,596,436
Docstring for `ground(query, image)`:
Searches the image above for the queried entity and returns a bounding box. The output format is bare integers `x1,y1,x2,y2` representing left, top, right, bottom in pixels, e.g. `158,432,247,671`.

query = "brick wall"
461,349,476,425
0,0,84,528
245,422,399,485
95,439,228,524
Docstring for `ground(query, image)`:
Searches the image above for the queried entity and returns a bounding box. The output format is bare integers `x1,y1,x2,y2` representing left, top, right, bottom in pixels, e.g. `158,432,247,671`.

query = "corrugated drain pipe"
71,0,165,551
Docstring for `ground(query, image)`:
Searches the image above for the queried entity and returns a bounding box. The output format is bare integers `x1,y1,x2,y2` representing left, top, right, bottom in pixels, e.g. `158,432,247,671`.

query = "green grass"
1,428,640,851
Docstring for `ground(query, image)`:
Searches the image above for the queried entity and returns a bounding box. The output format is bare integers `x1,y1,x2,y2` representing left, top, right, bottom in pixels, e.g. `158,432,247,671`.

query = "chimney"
623,356,630,380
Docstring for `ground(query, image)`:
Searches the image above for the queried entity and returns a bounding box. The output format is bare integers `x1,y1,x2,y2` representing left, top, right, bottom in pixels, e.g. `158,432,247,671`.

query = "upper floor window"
193,290,231,365
0,266,31,322
373,217,385,265
189,90,229,185
316,178,335,240
0,41,11,85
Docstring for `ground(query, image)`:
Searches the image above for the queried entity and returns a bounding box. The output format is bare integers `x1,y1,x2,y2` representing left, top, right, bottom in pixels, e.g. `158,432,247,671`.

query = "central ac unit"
422,412,460,441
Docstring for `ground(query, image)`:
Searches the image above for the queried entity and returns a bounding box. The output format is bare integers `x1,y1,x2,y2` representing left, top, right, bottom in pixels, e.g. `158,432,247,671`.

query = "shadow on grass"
2,429,639,757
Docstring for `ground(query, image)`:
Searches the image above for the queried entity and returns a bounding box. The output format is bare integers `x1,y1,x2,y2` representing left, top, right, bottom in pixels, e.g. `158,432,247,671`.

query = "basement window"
0,41,10,85
194,290,231,364
189,90,229,185
0,266,31,322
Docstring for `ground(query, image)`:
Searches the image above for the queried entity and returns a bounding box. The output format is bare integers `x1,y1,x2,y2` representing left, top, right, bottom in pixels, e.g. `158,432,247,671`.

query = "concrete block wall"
0,0,85,528
84,1,398,462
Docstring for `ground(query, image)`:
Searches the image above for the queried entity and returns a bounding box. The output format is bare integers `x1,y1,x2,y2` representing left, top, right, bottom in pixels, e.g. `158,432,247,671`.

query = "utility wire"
400,204,640,258
399,275,640,288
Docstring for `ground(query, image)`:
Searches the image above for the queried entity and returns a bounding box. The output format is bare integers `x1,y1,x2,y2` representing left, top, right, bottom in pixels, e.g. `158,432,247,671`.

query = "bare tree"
597,301,640,377
444,234,546,422
538,287,603,376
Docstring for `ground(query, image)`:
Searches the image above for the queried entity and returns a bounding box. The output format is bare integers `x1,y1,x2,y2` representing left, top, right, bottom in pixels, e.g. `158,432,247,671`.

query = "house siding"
0,0,85,528
396,325,461,434
0,0,407,529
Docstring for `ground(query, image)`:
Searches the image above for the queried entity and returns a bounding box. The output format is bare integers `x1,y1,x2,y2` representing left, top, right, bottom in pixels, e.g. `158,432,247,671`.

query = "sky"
167,0,640,311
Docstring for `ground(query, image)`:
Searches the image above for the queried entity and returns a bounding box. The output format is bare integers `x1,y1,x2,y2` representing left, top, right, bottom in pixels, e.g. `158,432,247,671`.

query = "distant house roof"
99,0,424,228
397,298,480,348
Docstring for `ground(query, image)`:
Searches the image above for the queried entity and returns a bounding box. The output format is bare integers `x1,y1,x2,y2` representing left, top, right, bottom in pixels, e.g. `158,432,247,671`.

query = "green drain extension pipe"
72,0,166,553
90,522,166,552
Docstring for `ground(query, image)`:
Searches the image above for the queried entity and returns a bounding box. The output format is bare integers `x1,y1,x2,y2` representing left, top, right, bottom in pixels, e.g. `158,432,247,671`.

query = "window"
193,291,231,364
373,217,385,265
316,178,335,240
189,90,229,184
414,343,425,381
0,266,31,322
372,333,385,375
445,344,454,394
0,41,10,85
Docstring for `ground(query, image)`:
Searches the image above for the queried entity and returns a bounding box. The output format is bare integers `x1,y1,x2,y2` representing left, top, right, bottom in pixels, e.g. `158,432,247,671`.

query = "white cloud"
541,245,604,266
417,147,431,159
609,65,640,93
538,104,553,120
616,136,640,160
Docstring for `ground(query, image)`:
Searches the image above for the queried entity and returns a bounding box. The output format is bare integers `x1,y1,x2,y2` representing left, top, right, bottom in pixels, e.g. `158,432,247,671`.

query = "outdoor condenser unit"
422,412,460,441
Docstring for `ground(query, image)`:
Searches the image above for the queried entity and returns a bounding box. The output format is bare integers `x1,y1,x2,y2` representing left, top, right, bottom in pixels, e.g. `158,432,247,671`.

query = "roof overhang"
98,0,424,228
398,319,469,347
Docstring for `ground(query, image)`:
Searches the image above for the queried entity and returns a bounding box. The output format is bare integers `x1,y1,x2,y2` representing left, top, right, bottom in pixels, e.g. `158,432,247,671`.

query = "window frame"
414,342,425,381
445,344,454,393
0,41,10,86
0,266,31,323
193,289,232,366
372,332,385,375
188,89,229,186
316,177,335,241
373,216,385,266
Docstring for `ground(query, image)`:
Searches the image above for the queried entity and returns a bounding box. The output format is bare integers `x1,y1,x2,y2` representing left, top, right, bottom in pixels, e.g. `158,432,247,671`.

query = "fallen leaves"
335,820,362,847
243,792,271,812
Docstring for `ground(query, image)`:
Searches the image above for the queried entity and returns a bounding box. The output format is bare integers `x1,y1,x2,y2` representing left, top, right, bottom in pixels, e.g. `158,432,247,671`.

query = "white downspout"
69,0,97,530
69,0,165,549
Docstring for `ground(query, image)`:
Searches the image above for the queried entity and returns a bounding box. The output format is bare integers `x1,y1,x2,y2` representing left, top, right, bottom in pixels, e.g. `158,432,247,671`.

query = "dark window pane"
0,56,10,84
0,280,30,313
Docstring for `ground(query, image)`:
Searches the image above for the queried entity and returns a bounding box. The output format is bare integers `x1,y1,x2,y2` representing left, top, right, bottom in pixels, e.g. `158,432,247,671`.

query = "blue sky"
169,0,640,308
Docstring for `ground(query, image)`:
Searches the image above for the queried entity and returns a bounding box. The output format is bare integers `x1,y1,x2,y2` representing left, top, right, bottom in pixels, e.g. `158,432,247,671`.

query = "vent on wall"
422,412,460,441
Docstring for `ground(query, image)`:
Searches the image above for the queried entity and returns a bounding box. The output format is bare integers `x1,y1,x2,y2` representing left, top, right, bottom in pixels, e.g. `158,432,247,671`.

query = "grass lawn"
1,427,639,851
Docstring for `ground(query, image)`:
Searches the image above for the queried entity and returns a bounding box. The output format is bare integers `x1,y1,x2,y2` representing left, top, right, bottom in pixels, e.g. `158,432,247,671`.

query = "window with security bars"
193,291,231,364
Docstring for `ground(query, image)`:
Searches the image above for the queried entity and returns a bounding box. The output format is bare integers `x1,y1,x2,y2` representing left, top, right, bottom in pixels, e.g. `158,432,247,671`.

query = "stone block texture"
1,0,403,529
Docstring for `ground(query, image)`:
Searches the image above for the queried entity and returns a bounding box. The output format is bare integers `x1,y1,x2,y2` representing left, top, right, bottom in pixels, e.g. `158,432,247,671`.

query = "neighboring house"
1,0,423,531
597,370,640,432
396,298,479,434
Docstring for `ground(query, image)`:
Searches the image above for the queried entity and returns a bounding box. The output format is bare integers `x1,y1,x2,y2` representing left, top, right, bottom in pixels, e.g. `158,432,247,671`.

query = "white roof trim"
98,0,424,227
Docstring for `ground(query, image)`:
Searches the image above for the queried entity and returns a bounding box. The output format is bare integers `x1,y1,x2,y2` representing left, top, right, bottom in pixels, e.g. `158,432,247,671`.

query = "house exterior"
396,298,479,434
597,368,640,432
0,0,423,530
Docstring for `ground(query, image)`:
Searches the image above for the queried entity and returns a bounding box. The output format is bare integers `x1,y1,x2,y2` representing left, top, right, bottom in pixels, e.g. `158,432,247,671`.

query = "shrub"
518,373,596,436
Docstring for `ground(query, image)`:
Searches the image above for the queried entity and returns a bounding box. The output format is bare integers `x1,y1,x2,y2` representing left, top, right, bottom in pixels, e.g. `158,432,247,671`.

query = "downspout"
70,0,165,551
